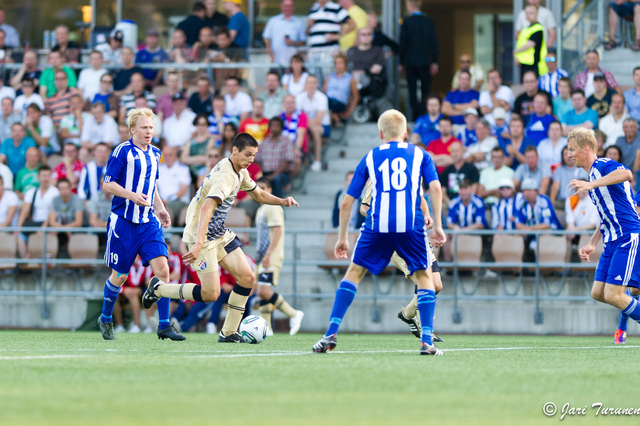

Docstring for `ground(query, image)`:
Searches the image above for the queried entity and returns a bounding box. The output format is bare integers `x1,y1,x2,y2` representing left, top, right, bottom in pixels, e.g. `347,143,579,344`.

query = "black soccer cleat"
157,324,186,341
312,334,337,353
432,333,445,343
397,309,421,338
218,331,244,343
99,319,116,341
142,277,162,309
420,342,443,356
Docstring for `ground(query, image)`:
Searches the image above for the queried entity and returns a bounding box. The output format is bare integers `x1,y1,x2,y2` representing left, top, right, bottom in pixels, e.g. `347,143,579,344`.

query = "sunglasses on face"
545,57,557,63
499,186,512,190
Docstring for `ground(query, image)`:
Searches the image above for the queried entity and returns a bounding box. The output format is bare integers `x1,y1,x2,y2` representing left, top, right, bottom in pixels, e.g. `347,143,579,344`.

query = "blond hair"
127,108,155,133
378,109,407,141
568,127,597,153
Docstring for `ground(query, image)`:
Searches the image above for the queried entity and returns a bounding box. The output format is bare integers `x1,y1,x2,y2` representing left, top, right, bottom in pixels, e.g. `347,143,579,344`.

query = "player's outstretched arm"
103,181,151,207
569,169,633,195
335,194,356,259
184,197,219,265
249,186,300,208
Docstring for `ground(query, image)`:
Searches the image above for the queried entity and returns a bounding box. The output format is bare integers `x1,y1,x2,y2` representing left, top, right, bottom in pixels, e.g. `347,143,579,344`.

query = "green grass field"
1,331,639,425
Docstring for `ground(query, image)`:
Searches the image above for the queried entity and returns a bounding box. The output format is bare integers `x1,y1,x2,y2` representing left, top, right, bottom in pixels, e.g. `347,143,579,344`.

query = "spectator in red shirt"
255,116,296,197
239,98,269,143
52,142,85,192
426,116,459,173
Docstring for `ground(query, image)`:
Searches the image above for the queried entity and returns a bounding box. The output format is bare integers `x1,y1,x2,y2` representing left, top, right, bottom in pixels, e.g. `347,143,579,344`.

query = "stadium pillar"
512,0,523,85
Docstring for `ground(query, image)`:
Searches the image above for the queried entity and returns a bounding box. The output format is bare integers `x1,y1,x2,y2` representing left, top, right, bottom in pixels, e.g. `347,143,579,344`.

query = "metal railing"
559,0,607,76
0,226,600,325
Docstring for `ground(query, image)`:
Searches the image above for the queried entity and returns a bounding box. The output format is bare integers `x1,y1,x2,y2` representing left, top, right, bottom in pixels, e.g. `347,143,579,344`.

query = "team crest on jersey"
198,261,207,270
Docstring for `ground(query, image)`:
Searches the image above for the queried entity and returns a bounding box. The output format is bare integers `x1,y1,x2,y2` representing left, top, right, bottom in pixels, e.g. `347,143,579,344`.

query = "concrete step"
601,48,637,87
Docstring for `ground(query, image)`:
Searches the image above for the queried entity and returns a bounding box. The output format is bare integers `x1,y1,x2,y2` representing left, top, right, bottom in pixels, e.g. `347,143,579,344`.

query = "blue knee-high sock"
157,297,170,330
622,296,640,325
325,280,357,336
417,289,437,346
618,289,639,331
100,279,120,323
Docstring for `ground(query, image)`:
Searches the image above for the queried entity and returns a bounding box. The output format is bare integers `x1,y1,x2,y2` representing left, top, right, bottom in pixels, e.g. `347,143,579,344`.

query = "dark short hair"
571,89,586,98
458,70,471,79
586,49,599,57
95,142,112,152
491,146,504,154
256,176,272,189
192,2,206,12
633,66,640,75
39,165,52,173
438,115,452,125
193,113,209,126
604,145,623,160
232,132,259,152
269,116,284,128
426,94,441,104
524,145,538,155
57,177,71,187
558,77,572,86
458,178,472,189
215,27,230,38
27,102,42,112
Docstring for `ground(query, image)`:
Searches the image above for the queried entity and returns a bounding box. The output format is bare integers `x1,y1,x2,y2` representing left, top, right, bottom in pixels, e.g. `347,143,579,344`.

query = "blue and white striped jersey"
348,141,439,233
515,194,563,230
589,158,640,243
491,193,524,230
103,140,161,224
78,161,106,200
447,194,487,228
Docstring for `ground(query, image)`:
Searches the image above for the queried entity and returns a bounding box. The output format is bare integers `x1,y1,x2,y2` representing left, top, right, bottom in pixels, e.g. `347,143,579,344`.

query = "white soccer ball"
239,315,268,344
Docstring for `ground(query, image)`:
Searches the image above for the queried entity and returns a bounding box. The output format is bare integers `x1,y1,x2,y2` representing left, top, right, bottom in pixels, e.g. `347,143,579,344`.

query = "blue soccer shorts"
594,233,640,288
104,213,168,274
352,227,432,276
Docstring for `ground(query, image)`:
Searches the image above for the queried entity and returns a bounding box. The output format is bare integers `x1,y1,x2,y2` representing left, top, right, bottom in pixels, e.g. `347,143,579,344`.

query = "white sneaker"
143,326,153,334
289,310,305,335
310,161,322,172
266,327,274,337
114,325,125,333
206,323,217,334
128,324,141,334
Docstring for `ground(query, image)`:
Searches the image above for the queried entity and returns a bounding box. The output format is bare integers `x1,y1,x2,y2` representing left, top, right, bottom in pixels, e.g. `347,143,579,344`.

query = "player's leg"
99,269,129,340
257,265,303,335
147,255,186,341
207,287,231,334
122,286,142,332
615,287,640,344
217,246,255,341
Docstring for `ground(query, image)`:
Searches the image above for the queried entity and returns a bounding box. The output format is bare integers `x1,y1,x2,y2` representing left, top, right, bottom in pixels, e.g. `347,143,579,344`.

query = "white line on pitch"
0,355,86,360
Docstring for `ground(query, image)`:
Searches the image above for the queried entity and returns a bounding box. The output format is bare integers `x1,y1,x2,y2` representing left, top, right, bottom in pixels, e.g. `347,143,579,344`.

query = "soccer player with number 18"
313,109,447,355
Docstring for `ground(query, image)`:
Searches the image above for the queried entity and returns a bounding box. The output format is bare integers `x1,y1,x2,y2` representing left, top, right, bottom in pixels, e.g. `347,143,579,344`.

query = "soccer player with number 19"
568,127,640,334
312,109,447,355
98,108,187,341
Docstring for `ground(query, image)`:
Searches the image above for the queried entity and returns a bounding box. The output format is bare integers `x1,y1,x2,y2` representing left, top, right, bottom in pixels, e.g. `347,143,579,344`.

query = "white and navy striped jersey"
515,194,562,230
78,161,106,200
491,193,524,230
348,141,439,233
588,158,640,243
447,194,488,228
307,1,350,49
103,139,161,224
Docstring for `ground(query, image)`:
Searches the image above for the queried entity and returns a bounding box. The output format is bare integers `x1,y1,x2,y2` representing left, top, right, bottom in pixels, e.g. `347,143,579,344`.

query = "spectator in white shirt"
13,78,44,121
0,175,19,227
77,51,108,102
157,146,191,225
295,75,330,172
162,91,196,149
479,69,514,126
80,102,120,161
0,76,16,102
0,161,12,189
223,77,253,122
465,118,497,171
599,92,628,147
25,103,59,156
60,94,92,148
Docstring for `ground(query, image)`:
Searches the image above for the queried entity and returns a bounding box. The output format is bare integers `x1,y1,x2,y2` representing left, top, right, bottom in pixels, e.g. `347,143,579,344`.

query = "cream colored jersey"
183,158,256,244
255,204,285,267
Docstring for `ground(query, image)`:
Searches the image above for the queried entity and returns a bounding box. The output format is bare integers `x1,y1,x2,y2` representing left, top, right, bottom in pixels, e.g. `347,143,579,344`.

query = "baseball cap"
521,178,538,191
464,107,478,117
146,28,160,37
593,71,606,81
493,107,506,121
110,29,124,42
498,178,514,190
172,91,187,101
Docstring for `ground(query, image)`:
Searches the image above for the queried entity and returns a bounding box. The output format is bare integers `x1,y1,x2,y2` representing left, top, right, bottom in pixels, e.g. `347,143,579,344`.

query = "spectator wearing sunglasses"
537,50,567,99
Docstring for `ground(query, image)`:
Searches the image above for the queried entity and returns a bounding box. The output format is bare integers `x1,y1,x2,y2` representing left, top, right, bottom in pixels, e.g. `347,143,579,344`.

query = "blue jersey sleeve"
515,203,527,225
420,149,439,185
104,146,127,184
346,155,369,199
603,158,629,175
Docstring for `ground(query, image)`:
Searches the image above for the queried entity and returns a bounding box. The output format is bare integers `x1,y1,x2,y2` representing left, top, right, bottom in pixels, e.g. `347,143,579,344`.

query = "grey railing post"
292,231,298,309
41,228,50,319
534,230,543,324
452,230,461,323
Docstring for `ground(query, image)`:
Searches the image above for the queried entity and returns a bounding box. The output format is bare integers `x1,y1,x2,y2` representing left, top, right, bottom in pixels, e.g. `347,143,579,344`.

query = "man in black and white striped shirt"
306,0,354,80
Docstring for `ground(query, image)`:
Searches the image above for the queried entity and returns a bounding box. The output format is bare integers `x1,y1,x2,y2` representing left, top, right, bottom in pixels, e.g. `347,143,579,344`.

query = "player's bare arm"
579,224,602,262
335,194,356,259
569,169,633,195
249,185,300,208
420,196,433,229
183,196,220,265
428,180,446,248
103,181,151,207
153,190,171,228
